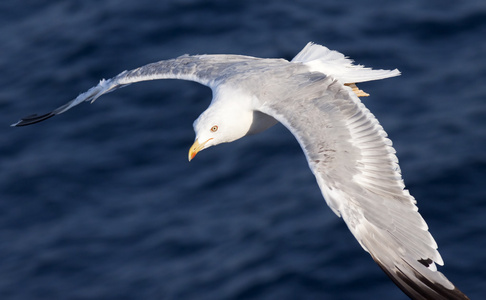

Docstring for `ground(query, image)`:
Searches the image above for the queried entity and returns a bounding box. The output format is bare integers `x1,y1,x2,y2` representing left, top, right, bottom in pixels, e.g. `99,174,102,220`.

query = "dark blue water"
1,1,485,299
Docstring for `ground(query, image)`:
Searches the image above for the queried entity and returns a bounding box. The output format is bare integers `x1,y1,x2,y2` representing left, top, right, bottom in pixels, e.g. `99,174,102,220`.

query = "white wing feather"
259,74,467,299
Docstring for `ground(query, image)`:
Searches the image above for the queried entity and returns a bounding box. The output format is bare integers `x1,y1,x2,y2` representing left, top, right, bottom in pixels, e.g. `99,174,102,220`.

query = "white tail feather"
292,42,400,84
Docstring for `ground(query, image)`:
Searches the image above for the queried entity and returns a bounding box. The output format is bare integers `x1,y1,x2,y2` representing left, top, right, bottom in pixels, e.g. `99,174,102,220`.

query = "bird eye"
210,125,218,132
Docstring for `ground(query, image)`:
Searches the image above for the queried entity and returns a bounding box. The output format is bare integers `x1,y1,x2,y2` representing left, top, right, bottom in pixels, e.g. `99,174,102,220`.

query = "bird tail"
291,42,400,84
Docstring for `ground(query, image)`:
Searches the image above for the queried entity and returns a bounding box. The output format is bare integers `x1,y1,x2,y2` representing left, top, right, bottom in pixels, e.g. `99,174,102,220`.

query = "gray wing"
259,76,468,300
11,54,261,126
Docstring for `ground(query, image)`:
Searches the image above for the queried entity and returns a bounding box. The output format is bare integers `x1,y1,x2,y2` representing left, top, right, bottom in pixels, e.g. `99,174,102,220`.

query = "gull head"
188,99,254,161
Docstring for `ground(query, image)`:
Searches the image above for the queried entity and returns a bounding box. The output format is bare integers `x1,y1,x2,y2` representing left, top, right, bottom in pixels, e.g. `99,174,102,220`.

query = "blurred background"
1,0,485,299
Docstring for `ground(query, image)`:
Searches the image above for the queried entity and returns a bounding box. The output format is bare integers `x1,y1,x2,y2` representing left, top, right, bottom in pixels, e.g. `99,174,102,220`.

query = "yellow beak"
188,138,212,161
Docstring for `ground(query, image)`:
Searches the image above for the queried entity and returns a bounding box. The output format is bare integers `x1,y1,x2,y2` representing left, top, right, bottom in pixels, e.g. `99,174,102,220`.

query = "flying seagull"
12,42,469,300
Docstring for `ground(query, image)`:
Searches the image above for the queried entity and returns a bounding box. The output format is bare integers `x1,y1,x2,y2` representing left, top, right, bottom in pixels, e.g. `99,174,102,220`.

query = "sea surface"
1,1,485,299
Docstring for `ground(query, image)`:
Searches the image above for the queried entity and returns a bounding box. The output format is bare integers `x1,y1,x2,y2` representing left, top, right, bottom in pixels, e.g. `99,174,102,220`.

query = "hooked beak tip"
188,138,212,162
188,139,201,162
188,151,196,162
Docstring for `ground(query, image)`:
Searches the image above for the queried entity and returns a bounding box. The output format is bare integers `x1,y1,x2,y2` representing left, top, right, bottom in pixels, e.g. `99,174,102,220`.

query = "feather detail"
291,42,400,84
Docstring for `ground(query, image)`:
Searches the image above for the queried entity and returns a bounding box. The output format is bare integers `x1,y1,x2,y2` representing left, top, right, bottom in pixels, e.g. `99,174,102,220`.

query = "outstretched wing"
259,75,468,300
11,54,261,126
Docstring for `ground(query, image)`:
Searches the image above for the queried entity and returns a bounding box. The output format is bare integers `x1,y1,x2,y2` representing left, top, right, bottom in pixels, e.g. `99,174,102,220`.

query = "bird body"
13,43,469,300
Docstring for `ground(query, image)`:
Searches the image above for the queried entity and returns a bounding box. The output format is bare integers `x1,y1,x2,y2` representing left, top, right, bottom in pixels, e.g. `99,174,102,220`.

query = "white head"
188,101,254,161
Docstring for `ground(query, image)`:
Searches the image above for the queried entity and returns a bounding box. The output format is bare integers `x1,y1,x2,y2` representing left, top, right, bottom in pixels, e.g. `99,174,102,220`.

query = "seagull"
12,42,469,300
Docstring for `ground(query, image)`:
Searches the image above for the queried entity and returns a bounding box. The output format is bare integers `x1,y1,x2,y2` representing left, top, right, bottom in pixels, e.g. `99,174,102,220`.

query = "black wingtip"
11,112,56,127
372,256,470,300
